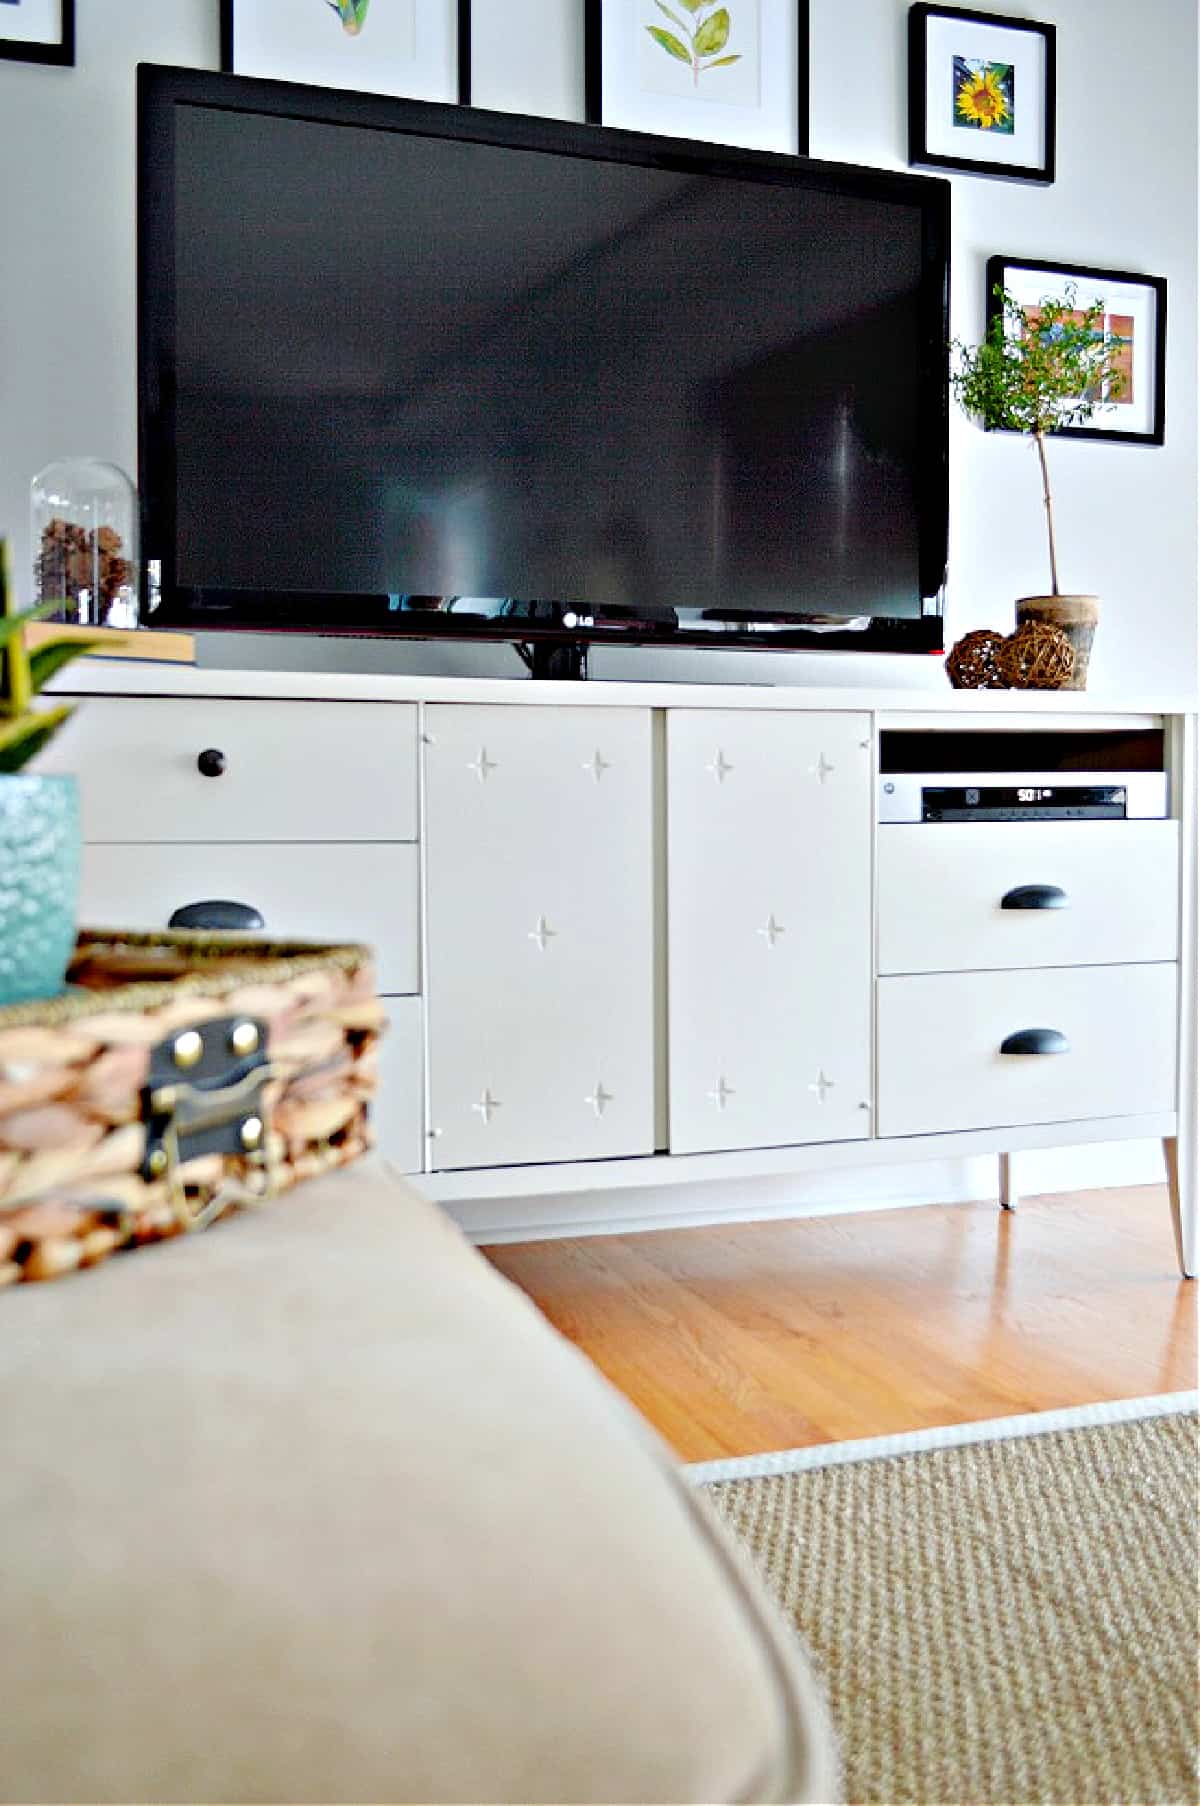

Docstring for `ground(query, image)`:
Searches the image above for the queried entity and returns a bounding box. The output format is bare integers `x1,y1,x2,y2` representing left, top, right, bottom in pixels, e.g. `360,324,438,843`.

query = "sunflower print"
952,58,1014,133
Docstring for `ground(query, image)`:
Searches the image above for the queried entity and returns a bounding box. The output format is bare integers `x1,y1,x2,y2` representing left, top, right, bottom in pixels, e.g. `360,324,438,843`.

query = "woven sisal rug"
694,1398,1199,1806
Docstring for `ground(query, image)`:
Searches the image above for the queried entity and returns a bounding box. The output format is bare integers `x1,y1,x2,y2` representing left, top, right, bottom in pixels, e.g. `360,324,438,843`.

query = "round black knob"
197,747,226,778
169,900,265,932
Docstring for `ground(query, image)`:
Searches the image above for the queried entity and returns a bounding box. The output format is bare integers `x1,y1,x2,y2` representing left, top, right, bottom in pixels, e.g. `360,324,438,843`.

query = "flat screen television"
138,66,950,673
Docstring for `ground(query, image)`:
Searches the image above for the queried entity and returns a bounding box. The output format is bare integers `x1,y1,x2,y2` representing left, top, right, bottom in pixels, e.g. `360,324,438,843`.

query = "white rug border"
684,1390,1199,1485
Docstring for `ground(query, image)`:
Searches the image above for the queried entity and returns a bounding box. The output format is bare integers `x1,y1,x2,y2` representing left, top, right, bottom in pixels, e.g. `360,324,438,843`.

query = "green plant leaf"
0,540,35,720
646,25,692,60
654,0,691,31
950,285,1126,437
0,705,74,774
949,283,1130,596
694,7,730,54
678,0,705,12
29,635,124,694
0,600,61,651
703,52,741,65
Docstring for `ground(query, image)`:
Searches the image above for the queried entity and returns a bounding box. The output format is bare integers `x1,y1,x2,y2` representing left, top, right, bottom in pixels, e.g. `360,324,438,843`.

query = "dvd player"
878,771,1169,823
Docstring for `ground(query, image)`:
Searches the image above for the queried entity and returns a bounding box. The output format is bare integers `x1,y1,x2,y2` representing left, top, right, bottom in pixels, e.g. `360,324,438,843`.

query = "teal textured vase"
0,774,81,1006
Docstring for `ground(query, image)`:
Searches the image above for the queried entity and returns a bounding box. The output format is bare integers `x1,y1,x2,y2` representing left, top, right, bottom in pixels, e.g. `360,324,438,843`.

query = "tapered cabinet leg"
1163,1138,1195,1280
999,1153,1017,1212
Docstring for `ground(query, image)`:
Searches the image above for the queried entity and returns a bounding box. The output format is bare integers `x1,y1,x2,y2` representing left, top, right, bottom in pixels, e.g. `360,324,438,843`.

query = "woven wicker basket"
0,930,385,1285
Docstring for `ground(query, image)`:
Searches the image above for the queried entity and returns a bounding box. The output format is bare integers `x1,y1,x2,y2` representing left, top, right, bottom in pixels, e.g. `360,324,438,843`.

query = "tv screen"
139,68,949,655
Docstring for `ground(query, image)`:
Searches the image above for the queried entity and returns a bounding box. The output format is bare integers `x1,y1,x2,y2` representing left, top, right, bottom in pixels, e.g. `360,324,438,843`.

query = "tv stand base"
516,639,589,681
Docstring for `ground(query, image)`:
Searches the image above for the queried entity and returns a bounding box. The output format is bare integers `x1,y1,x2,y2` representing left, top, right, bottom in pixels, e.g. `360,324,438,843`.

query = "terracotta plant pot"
1015,594,1100,691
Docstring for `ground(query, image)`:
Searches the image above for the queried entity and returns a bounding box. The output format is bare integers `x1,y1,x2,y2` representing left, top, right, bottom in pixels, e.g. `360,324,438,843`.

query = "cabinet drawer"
42,699,417,842
80,842,420,995
375,997,424,1173
877,964,1178,1138
878,821,1179,974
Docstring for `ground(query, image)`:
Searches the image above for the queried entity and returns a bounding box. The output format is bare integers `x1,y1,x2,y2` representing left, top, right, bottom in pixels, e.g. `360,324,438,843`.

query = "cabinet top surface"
47,658,1193,721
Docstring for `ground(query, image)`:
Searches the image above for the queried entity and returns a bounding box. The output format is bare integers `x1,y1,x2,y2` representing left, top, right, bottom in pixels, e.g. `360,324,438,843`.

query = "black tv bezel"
137,64,950,657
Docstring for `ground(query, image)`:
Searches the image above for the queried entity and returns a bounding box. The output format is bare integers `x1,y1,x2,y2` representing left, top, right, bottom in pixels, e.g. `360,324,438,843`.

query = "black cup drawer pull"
1000,1028,1070,1057
197,748,226,778
168,900,266,932
1001,884,1068,910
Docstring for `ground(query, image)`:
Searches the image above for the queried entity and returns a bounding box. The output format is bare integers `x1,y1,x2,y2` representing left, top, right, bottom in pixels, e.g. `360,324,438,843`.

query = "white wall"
1,0,1195,696
0,3,217,604
814,0,1198,702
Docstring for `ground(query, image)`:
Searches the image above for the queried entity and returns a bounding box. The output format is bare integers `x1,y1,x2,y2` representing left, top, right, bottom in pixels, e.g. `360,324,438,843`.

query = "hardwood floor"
484,1185,1197,1462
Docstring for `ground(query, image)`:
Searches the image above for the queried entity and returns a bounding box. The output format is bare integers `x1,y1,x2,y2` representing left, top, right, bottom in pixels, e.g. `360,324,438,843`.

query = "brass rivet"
173,1029,203,1069
230,1020,260,1057
240,1115,264,1150
147,1148,168,1177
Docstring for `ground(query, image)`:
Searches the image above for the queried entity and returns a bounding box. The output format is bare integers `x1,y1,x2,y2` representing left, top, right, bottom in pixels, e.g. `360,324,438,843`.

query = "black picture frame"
219,0,472,105
584,0,809,156
908,3,1054,183
0,0,74,66
986,256,1167,446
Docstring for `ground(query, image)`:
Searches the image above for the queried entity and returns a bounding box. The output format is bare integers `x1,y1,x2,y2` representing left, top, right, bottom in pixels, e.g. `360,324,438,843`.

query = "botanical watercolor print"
1025,307,1134,407
1097,313,1134,404
646,1,738,85
640,0,761,106
952,56,1014,133
325,0,369,35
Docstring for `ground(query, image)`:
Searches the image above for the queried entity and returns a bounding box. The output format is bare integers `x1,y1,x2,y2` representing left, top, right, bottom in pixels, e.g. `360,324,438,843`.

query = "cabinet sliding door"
667,711,872,1155
425,705,655,1170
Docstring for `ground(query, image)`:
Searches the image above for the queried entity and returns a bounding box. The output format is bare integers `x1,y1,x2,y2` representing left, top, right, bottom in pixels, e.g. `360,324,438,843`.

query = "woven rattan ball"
946,628,1009,689
997,620,1075,690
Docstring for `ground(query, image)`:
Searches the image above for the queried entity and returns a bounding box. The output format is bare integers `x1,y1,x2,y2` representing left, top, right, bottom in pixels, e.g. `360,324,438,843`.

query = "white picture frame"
585,0,809,156
220,0,469,106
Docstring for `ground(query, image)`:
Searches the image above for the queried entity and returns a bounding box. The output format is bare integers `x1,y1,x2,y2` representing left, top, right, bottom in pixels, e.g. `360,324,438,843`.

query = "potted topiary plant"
951,284,1128,687
0,538,112,1004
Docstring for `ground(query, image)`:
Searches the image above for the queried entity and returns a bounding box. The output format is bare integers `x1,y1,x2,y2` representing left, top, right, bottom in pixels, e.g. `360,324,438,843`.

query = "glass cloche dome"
30,457,139,629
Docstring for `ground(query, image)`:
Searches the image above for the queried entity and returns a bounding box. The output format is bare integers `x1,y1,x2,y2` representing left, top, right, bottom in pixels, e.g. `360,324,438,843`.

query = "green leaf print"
654,0,692,32
646,25,692,60
694,7,730,55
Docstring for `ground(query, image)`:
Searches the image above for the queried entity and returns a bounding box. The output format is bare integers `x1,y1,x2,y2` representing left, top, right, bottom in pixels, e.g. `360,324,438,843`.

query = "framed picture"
986,256,1167,446
0,0,73,66
584,0,809,156
220,0,471,105
908,3,1054,183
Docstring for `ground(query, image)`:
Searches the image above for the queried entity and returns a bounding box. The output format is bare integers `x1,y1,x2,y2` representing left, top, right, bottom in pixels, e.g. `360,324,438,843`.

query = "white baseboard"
441,1137,1167,1244
685,1390,1199,1484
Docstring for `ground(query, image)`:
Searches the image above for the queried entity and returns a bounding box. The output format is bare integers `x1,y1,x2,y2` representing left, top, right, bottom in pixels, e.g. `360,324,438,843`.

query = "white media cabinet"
43,667,1198,1277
